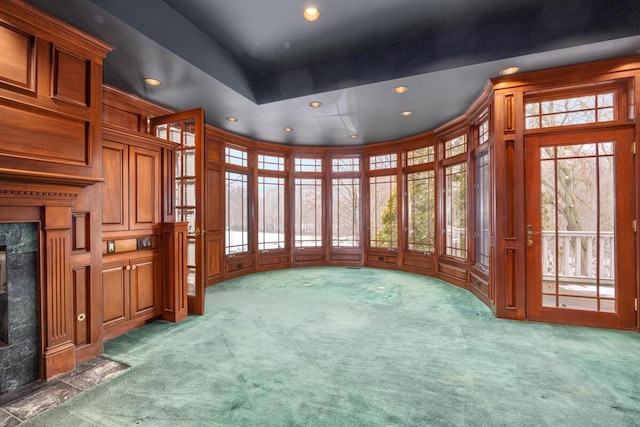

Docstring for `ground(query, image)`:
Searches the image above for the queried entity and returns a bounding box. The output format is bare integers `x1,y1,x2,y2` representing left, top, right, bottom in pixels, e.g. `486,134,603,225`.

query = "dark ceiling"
25,0,640,146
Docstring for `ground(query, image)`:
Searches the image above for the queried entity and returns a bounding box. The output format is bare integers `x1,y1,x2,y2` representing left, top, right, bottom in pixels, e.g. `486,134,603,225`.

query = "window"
226,146,248,167
442,134,468,259
369,153,397,170
332,157,360,172
258,154,285,171
475,151,490,268
407,170,435,252
444,163,467,258
525,92,615,129
444,135,467,158
225,171,249,254
294,156,323,248
295,178,323,247
407,146,434,166
478,119,489,145
331,157,360,248
258,176,285,250
295,157,322,172
369,175,397,248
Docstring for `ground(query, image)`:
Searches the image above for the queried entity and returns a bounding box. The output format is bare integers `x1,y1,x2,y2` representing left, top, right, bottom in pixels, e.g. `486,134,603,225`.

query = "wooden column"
41,205,75,378
161,222,188,322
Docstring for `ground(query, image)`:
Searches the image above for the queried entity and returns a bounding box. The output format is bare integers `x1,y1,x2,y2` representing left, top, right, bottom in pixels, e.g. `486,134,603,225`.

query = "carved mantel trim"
0,167,103,203
0,167,103,187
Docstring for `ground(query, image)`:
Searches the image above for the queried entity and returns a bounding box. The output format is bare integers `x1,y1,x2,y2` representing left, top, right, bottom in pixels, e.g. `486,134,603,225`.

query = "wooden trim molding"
0,167,103,187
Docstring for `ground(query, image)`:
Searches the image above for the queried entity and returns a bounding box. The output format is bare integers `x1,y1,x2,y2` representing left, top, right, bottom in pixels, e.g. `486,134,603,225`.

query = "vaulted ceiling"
26,0,640,145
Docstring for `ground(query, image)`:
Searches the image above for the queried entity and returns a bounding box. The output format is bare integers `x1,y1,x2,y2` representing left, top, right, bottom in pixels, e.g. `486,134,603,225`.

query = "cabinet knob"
131,264,137,270
125,265,131,271
77,313,86,322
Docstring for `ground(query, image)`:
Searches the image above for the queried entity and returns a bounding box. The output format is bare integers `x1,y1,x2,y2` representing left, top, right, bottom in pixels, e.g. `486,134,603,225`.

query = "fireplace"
0,222,39,395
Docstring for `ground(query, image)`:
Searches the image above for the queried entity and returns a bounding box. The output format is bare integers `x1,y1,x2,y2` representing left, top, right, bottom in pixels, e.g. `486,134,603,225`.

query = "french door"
150,109,206,315
525,127,636,329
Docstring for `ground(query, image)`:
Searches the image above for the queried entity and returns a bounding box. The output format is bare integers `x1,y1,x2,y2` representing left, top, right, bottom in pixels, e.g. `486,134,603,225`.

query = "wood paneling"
0,22,34,91
206,237,222,280
71,212,89,252
52,47,89,107
402,255,435,272
226,257,254,273
103,104,141,132
72,266,90,346
161,222,188,322
102,141,127,230
0,104,88,165
102,261,128,326
205,169,221,231
131,256,158,317
330,253,361,262
129,146,159,228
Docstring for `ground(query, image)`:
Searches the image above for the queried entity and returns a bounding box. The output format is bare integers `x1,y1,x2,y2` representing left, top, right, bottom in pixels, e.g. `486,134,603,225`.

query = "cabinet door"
102,141,128,232
102,260,129,327
130,254,160,318
129,146,160,230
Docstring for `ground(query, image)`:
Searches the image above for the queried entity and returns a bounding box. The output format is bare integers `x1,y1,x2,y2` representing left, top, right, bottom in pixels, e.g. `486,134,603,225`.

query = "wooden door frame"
150,108,206,315
524,125,637,329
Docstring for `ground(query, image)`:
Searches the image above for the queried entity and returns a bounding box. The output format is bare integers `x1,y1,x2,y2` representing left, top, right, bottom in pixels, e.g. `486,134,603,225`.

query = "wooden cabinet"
102,139,160,233
102,252,160,339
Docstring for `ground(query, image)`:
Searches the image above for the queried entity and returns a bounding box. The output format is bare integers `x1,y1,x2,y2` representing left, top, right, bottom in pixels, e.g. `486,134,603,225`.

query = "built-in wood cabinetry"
102,137,160,233
102,252,160,339
101,124,182,337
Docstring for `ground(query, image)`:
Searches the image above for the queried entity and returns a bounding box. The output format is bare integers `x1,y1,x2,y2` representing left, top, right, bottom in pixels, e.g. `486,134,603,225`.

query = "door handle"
527,225,542,247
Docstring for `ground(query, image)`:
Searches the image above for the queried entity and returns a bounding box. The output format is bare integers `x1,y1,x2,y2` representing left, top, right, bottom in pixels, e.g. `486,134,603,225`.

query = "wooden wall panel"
72,266,90,346
131,257,156,317
45,232,71,345
0,22,34,91
130,146,159,228
71,212,89,252
102,104,141,132
206,169,221,231
102,262,128,325
102,142,127,229
52,47,89,107
0,104,88,164
206,237,222,280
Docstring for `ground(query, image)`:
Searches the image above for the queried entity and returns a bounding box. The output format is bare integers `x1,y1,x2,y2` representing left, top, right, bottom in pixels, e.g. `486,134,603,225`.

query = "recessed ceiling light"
226,117,238,122
283,127,293,132
303,7,321,22
144,78,162,86
309,101,322,108
401,110,413,116
500,66,520,76
394,86,408,94
349,134,358,139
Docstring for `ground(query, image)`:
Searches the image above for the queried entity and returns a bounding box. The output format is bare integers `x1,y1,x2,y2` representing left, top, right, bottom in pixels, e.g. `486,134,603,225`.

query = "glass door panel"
539,143,615,312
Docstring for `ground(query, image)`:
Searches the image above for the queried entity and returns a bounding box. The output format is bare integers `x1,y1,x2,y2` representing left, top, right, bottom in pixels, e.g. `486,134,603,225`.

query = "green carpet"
25,267,640,426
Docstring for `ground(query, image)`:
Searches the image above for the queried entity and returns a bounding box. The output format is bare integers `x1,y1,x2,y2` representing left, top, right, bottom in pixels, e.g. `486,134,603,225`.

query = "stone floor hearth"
0,357,127,426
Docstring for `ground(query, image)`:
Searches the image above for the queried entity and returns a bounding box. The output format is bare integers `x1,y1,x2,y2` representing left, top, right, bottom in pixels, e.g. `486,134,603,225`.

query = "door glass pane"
540,143,615,312
184,149,195,176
